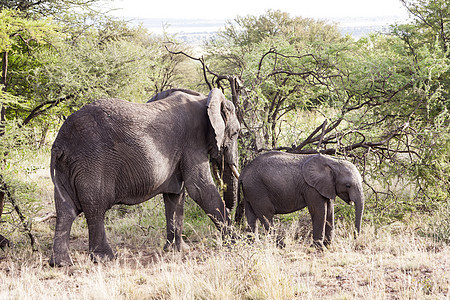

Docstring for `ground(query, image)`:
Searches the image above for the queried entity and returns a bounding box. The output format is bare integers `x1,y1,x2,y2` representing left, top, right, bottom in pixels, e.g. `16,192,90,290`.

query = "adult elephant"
49,88,240,267
235,151,364,249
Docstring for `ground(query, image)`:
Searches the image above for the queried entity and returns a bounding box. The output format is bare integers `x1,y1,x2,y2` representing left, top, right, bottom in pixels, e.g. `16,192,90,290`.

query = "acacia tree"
0,9,58,131
398,0,449,54
204,11,345,150
0,9,59,248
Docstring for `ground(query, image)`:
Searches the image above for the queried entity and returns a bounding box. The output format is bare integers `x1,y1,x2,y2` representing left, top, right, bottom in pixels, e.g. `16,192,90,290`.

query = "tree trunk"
0,185,4,218
1,51,8,136
0,175,7,249
0,233,9,249
0,52,7,246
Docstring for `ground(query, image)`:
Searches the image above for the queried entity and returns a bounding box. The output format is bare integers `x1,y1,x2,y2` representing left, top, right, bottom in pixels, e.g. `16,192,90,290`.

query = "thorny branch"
165,45,424,174
0,176,36,250
164,45,213,90
20,94,74,127
165,45,245,123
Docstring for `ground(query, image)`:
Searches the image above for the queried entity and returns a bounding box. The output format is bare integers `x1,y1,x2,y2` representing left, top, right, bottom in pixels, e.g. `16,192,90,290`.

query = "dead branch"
316,119,328,150
33,211,56,223
164,45,212,90
0,176,37,251
165,45,244,123
288,122,412,157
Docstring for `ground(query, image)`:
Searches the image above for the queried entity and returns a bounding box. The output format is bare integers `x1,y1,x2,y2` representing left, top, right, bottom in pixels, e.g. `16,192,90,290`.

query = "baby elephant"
235,151,364,248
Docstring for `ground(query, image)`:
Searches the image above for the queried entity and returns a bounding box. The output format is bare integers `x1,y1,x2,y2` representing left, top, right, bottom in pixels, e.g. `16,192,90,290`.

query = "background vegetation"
0,0,448,298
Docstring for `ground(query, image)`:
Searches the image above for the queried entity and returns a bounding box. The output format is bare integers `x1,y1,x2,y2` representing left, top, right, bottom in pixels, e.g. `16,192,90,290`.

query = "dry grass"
0,217,448,299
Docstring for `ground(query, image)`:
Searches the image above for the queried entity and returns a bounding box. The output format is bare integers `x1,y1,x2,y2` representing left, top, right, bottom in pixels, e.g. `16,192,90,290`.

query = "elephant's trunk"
354,192,364,234
223,164,239,210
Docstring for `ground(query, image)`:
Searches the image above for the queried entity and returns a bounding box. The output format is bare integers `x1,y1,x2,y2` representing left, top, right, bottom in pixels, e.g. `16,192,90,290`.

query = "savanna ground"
0,150,449,300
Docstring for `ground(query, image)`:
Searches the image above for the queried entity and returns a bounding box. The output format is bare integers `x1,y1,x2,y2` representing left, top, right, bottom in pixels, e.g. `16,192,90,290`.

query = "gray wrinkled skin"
236,151,364,249
49,89,240,267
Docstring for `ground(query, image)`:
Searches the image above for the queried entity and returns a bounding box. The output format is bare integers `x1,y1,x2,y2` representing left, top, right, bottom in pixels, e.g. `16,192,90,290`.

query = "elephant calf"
235,151,364,249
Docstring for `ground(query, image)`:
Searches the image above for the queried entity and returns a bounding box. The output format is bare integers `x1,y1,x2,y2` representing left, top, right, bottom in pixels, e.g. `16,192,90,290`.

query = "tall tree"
0,9,58,134
399,0,449,54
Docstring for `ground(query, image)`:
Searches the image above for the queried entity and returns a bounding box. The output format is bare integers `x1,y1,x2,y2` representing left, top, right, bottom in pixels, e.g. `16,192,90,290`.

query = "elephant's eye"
345,183,351,188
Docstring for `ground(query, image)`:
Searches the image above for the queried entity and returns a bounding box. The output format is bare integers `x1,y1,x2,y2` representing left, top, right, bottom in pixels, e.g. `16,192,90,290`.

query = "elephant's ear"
302,154,336,199
207,88,227,153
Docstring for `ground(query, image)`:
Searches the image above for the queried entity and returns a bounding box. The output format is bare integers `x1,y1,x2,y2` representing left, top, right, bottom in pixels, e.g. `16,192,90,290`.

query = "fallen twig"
34,212,56,223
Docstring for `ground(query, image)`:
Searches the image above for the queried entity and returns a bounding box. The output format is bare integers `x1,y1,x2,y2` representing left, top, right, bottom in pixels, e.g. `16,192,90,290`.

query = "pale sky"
103,0,409,20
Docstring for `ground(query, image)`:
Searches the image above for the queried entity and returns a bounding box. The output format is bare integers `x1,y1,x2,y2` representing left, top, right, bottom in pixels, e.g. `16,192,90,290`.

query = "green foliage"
0,131,48,247
0,8,59,113
420,199,450,244
0,9,58,53
1,5,194,130
207,10,346,152
203,4,449,226
398,0,449,55
5,21,191,126
0,176,42,233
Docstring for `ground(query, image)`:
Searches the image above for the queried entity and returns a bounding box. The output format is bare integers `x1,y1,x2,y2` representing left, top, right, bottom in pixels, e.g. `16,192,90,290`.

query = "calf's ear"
302,154,336,200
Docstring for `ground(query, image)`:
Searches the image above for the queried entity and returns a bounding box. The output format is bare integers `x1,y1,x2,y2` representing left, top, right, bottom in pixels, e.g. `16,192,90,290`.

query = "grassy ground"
0,151,449,299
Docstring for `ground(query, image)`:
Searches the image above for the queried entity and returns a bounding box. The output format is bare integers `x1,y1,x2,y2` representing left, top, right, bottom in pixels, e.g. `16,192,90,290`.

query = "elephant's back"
54,98,152,145
241,151,304,175
52,99,151,178
54,99,120,151
242,152,305,188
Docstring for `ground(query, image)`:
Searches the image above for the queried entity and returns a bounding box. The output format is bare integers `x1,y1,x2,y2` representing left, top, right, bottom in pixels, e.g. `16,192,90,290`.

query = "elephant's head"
303,154,364,234
207,89,240,210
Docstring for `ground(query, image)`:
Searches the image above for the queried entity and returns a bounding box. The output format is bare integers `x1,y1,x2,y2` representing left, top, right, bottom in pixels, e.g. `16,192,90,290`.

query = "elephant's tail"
50,145,76,209
50,146,63,185
234,178,245,225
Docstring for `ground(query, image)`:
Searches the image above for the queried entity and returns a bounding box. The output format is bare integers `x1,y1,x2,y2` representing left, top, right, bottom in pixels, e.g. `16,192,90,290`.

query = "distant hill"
127,15,408,44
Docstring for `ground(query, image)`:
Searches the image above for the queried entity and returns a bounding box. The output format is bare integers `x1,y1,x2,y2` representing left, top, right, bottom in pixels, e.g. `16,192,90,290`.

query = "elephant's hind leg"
78,178,115,262
81,190,115,261
244,200,258,233
85,212,115,262
50,215,77,267
49,188,80,267
163,191,189,251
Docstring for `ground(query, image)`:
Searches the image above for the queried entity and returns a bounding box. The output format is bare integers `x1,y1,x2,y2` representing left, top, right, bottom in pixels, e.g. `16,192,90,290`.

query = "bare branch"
19,94,73,127
316,119,328,150
164,45,212,90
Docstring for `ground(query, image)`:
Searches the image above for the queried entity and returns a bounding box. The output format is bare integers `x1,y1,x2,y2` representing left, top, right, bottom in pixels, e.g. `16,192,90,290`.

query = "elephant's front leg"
306,194,328,250
163,191,188,251
183,161,231,234
324,199,334,247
